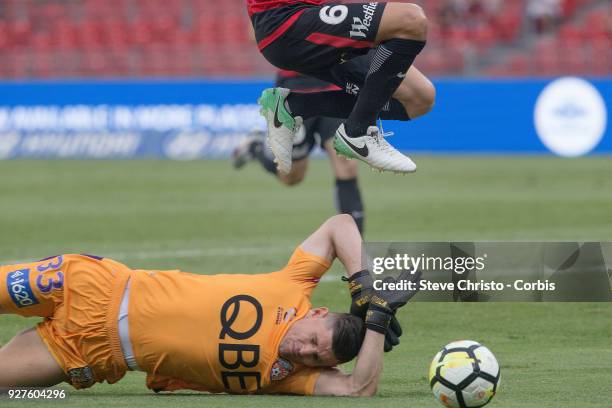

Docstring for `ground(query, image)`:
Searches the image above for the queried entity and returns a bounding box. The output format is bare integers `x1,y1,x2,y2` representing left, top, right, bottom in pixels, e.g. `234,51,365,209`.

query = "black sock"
287,91,410,121
251,141,277,175
345,38,425,137
381,98,411,121
335,178,364,233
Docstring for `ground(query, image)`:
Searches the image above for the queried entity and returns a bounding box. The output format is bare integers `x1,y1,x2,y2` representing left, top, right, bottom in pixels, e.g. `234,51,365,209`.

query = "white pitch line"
105,245,295,261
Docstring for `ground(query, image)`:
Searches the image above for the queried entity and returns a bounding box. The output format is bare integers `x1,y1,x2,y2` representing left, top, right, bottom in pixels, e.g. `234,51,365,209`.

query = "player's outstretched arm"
314,270,422,397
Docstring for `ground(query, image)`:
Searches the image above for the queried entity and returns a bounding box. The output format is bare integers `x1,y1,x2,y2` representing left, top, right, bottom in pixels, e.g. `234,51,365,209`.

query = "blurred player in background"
0,215,418,396
234,70,365,233
248,0,435,174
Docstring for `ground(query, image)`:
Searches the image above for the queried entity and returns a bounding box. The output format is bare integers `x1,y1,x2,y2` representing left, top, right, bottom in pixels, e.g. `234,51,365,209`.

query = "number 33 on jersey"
1,255,65,317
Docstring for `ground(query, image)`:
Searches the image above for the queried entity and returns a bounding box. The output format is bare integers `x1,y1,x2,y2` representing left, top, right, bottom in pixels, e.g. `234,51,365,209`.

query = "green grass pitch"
0,157,611,408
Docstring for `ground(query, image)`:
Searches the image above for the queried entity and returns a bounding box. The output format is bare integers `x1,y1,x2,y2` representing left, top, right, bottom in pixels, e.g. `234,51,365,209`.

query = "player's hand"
345,270,402,352
365,269,422,335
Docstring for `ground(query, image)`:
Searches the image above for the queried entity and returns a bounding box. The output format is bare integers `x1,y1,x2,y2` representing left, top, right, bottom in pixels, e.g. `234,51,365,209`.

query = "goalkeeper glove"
345,270,402,352
365,269,422,334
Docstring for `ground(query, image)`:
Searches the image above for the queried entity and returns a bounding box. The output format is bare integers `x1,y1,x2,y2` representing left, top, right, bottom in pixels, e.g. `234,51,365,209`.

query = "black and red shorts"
252,2,387,95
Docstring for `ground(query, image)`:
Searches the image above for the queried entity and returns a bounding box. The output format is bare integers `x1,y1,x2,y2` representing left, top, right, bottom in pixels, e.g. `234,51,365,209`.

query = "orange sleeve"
262,368,322,396
276,248,332,295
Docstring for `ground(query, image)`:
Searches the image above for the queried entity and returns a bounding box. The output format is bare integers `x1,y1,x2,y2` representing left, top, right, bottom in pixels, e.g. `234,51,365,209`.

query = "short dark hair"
329,313,366,364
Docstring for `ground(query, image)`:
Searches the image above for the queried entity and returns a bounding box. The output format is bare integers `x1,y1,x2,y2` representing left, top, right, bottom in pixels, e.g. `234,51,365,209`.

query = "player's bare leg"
393,66,436,119
375,3,428,44
325,140,359,181
277,158,308,186
0,327,67,388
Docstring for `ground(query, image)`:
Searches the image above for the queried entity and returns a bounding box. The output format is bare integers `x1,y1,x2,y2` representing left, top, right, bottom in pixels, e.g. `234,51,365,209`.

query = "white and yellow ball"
429,340,500,408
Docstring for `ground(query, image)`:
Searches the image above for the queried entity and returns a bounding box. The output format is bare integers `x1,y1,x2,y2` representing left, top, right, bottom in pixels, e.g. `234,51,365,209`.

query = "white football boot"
333,124,417,174
258,87,303,174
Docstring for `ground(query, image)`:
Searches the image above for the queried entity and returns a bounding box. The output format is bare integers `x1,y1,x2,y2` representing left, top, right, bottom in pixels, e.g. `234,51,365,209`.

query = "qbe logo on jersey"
534,77,608,157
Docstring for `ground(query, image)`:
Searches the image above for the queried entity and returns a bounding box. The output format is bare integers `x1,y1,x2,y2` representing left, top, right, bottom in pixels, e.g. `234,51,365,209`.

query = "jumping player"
248,0,436,174
234,70,366,232
0,215,420,396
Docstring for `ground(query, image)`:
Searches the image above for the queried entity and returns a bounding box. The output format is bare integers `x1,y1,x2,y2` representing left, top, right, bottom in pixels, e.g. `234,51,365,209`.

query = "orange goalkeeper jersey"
128,247,331,395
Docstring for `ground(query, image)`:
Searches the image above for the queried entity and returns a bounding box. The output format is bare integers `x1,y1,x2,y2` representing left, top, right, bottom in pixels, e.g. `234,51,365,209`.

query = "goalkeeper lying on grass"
0,215,420,396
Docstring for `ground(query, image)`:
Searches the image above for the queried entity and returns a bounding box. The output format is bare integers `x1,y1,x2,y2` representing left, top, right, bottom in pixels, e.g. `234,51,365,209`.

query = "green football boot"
258,87,303,174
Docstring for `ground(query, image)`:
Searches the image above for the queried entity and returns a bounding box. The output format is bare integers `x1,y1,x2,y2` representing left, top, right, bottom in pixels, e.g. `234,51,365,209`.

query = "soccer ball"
429,340,501,408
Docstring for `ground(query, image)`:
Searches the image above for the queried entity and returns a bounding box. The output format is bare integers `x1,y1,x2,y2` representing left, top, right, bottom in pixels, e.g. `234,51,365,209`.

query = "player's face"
278,307,338,367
